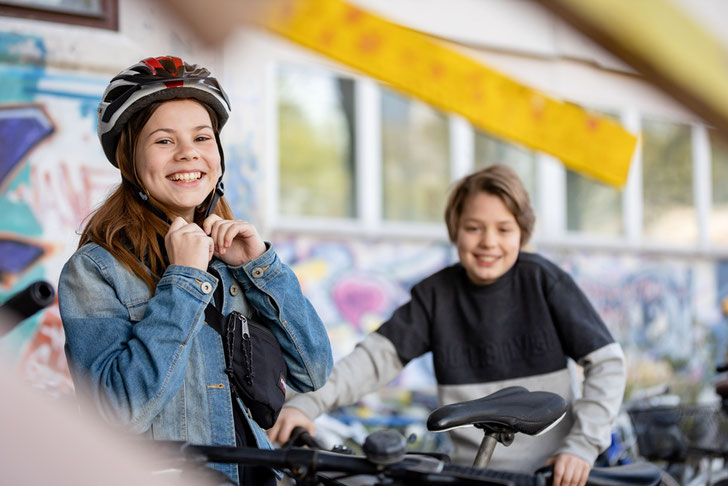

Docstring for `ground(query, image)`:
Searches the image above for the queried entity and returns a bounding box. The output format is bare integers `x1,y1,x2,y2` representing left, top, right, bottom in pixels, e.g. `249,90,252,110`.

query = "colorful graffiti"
544,250,725,399
0,105,53,190
0,34,113,395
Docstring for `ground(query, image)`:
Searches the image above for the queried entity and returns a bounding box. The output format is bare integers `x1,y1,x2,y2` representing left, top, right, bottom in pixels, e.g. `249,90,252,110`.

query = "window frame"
0,0,118,30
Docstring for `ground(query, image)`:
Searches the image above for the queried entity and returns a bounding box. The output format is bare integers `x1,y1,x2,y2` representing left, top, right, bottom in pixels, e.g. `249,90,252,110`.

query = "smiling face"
456,191,522,285
134,99,220,221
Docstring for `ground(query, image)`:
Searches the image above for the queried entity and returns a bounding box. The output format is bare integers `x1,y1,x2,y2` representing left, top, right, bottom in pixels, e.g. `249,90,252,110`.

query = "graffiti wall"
547,250,726,400
0,33,118,396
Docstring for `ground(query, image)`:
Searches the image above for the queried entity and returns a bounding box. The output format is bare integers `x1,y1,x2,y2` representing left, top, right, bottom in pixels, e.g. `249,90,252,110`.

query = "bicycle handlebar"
171,441,660,486
183,443,382,475
0,280,55,337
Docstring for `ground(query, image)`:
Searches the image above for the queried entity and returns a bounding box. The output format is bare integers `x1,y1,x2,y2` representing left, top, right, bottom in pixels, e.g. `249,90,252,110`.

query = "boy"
268,164,626,486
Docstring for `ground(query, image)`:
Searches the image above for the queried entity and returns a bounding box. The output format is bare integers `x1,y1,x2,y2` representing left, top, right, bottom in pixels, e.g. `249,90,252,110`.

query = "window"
566,170,623,236
381,89,450,223
473,131,538,205
710,130,728,245
641,117,696,244
0,0,118,30
277,65,356,219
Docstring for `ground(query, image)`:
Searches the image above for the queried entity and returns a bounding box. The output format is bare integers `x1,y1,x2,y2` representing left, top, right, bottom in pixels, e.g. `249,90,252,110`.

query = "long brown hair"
79,100,234,292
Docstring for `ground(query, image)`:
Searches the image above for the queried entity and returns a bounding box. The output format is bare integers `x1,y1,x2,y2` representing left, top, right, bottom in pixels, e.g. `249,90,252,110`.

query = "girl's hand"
546,453,591,486
165,217,214,271
202,214,266,267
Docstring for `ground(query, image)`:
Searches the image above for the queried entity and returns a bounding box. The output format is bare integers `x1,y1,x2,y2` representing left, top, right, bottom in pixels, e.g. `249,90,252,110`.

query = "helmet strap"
202,178,225,220
122,176,173,225
201,134,226,220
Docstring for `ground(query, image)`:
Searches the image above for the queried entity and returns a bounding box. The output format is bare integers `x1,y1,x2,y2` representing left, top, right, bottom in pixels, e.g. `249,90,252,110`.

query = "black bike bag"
204,280,287,430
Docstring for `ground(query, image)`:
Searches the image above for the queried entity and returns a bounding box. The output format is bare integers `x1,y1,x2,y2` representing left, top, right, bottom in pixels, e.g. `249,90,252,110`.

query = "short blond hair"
444,164,535,246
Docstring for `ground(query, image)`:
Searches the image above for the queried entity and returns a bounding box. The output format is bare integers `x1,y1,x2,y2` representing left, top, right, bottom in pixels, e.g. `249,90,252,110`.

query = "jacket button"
200,281,213,294
251,268,264,278
229,284,239,296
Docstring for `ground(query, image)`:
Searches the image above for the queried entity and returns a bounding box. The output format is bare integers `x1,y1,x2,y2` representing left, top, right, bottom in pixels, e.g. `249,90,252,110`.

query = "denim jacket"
59,242,333,483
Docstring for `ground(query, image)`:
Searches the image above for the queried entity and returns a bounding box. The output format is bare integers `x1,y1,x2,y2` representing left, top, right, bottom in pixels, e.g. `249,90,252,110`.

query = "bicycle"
163,386,662,486
608,365,728,486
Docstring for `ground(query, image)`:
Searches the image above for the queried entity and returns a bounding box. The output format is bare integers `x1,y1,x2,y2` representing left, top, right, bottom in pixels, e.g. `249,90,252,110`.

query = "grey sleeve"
556,342,627,464
283,332,404,419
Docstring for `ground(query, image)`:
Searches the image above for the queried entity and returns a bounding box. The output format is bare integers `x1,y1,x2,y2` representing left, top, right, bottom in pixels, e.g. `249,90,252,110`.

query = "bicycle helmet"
97,56,231,222
98,55,231,165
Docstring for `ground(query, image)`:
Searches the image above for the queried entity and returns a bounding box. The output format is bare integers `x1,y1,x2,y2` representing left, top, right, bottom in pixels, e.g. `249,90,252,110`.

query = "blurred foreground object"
0,282,216,484
533,0,728,144
0,280,55,337
0,362,213,486
163,0,638,187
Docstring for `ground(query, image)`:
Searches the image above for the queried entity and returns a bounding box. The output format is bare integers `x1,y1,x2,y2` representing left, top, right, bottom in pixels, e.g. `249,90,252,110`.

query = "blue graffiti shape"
0,106,53,187
0,238,44,277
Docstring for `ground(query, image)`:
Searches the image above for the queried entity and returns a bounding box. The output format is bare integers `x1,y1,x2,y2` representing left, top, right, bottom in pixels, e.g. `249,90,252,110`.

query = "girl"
58,56,333,485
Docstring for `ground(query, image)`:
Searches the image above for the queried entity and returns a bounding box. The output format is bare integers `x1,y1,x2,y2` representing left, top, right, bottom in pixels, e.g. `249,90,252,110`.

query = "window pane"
711,130,728,244
642,117,696,244
474,131,538,204
278,66,355,218
381,89,450,223
566,170,623,235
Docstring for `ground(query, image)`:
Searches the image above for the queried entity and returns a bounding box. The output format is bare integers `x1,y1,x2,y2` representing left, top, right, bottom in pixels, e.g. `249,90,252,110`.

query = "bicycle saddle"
427,386,567,435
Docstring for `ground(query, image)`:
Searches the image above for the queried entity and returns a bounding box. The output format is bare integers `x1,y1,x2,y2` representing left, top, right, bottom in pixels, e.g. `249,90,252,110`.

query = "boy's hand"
546,453,590,486
165,217,214,271
266,407,315,445
202,214,266,266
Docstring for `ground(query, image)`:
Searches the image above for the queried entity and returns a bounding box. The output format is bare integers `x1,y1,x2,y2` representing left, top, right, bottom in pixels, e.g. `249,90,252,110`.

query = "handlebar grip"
284,426,325,450
0,280,55,336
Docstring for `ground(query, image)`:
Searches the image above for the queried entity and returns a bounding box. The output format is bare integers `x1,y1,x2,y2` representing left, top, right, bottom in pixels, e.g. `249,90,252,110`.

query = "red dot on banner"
358,32,381,53
430,62,445,79
400,49,417,66
531,96,545,120
319,28,335,46
345,6,364,23
587,117,599,131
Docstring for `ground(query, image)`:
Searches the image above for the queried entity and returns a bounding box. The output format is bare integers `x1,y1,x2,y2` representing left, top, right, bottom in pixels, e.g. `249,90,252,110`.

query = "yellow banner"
259,0,638,187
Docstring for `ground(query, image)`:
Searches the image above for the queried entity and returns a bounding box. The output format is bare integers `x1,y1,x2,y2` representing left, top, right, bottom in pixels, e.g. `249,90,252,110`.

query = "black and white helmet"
97,56,231,166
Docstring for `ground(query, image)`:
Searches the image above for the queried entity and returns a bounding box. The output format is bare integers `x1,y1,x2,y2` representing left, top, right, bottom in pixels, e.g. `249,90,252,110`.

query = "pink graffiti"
331,276,388,330
19,306,74,397
29,161,118,232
